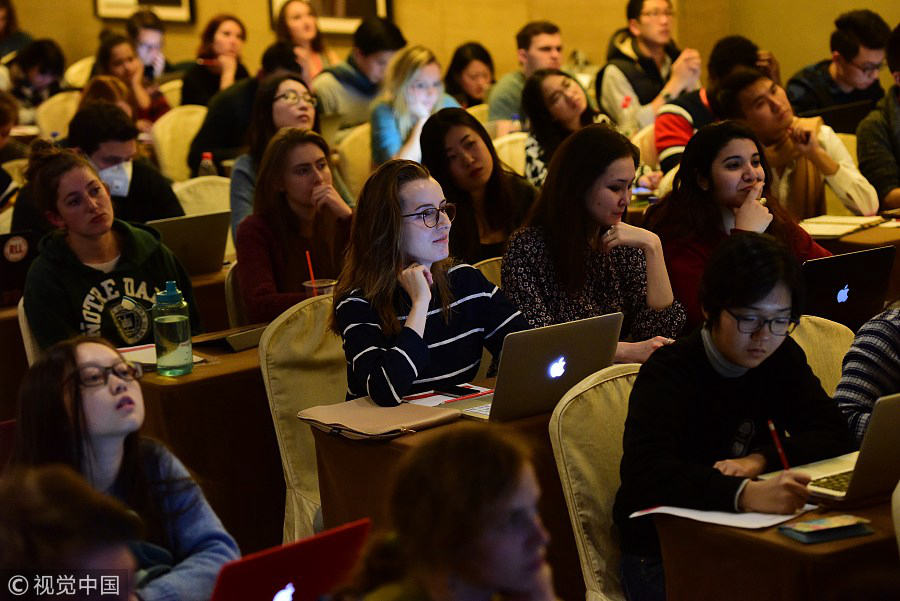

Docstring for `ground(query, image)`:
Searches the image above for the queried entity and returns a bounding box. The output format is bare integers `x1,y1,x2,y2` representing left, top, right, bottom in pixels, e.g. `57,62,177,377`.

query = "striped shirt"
334,264,529,406
833,308,900,443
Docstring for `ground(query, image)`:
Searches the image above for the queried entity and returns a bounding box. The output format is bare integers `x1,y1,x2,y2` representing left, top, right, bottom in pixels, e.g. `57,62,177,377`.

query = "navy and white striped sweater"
334,264,529,406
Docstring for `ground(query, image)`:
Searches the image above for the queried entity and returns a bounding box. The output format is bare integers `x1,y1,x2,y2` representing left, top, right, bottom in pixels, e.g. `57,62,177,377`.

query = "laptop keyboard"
465,403,492,416
811,471,852,492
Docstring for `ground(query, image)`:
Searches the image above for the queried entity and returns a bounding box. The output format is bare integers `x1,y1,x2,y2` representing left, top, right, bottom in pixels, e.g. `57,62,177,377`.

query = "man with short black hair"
598,0,700,135
856,24,900,210
313,17,405,142
787,10,890,115
655,36,780,173
12,102,183,234
713,68,877,219
488,21,562,135
188,41,302,175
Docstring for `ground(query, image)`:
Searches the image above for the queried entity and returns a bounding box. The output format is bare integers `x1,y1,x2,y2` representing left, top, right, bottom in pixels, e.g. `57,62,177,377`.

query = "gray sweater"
856,85,900,208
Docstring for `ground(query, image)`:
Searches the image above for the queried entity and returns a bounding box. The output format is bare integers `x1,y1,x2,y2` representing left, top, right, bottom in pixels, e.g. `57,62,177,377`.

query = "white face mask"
97,160,134,197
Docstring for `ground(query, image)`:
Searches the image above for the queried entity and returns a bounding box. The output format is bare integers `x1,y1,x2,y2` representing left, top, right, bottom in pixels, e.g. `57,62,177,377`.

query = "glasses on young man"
275,89,318,108
402,202,456,228
641,9,675,19
725,309,796,336
846,59,885,76
72,361,144,387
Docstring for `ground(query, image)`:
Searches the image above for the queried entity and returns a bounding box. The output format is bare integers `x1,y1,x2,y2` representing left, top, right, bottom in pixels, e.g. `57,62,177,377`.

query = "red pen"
767,419,790,470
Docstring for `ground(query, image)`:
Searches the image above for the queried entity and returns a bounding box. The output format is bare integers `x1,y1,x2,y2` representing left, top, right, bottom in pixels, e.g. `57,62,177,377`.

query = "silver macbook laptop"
801,246,895,332
450,312,623,422
761,394,900,506
148,210,230,276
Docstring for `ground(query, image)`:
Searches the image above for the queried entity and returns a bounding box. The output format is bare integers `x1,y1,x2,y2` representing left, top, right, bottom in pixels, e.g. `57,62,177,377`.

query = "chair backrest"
629,124,658,169
171,175,234,257
473,256,502,287
63,56,95,89
336,123,372,199
151,104,208,182
466,103,489,125
0,205,11,235
35,91,81,140
893,481,900,555
258,294,348,541
549,363,641,601
159,78,183,108
224,261,248,328
790,314,855,397
824,133,858,216
0,419,15,468
2,158,28,187
493,132,528,176
17,297,39,366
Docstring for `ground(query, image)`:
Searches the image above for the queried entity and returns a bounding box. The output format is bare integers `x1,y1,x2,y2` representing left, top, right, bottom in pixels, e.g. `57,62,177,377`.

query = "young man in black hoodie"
597,0,700,135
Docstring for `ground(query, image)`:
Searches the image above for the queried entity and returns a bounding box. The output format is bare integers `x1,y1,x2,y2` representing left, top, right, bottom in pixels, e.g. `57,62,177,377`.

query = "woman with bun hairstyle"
331,159,528,406
180,14,249,106
22,141,198,349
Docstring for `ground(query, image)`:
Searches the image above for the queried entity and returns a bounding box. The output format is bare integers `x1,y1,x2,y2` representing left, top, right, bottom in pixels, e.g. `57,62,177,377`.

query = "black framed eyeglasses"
725,309,796,336
71,361,143,387
402,202,456,228
275,89,318,108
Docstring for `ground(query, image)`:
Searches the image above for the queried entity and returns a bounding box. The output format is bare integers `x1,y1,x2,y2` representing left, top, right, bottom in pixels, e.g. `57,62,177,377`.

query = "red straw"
305,250,318,296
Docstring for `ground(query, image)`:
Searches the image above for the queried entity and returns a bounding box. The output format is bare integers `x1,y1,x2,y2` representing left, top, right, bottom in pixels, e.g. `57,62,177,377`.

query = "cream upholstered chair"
17,297,40,366
892,481,900,553
824,133,858,216
151,104,208,182
336,123,372,199
790,314,855,397
466,103,489,125
159,78,183,108
629,124,658,169
259,294,348,541
473,256,502,287
224,261,247,328
0,205,12,234
3,158,28,187
493,132,528,176
171,175,233,258
63,56,95,89
549,363,641,601
35,90,81,139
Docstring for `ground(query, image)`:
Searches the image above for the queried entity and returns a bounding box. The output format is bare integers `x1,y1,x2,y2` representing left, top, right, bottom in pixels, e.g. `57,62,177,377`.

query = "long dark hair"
522,68,599,163
197,14,246,59
276,0,325,53
420,108,529,263
247,73,320,167
331,160,454,336
526,123,639,293
443,42,494,107
644,121,795,247
94,31,134,75
9,337,180,548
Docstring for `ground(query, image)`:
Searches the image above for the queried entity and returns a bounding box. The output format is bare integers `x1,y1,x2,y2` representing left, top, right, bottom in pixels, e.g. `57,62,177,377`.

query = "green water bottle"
152,280,192,376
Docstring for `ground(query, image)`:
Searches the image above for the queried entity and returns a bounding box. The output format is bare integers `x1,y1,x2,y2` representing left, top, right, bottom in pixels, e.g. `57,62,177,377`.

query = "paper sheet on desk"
403,385,492,407
629,504,816,528
118,344,204,367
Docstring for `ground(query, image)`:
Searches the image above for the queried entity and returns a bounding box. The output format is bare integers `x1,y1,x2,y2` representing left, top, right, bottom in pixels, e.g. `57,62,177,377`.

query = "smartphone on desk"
435,384,477,398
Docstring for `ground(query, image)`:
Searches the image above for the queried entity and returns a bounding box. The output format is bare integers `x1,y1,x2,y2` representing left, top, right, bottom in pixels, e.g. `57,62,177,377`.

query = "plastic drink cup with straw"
303,249,336,296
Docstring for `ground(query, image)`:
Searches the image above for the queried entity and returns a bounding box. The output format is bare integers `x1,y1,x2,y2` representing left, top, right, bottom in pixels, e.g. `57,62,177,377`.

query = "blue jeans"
620,553,666,601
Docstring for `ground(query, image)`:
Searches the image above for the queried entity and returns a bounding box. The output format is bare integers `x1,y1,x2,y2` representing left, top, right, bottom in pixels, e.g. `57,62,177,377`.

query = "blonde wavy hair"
377,45,443,142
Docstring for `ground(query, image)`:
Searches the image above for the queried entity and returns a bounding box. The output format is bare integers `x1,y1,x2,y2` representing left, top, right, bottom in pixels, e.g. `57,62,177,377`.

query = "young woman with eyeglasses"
10,337,239,601
613,233,853,601
236,128,352,324
231,73,327,237
331,160,528,406
370,45,460,165
644,121,830,331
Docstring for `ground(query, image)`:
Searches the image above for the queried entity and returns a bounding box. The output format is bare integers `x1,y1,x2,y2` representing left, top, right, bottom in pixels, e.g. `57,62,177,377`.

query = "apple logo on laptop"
836,284,850,304
548,356,566,378
272,583,294,601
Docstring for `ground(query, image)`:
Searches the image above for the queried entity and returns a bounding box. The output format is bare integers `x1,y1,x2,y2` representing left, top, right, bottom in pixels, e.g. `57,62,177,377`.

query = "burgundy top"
235,212,352,323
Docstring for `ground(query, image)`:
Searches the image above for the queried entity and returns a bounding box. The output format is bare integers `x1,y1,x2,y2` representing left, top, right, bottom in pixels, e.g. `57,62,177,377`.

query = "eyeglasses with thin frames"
275,88,318,108
402,202,456,228
724,309,796,336
846,59,884,76
640,9,675,19
71,361,143,388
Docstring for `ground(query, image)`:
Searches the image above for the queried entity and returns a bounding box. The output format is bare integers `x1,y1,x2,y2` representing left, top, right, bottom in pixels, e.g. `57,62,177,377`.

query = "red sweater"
235,212,351,324
664,226,830,331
